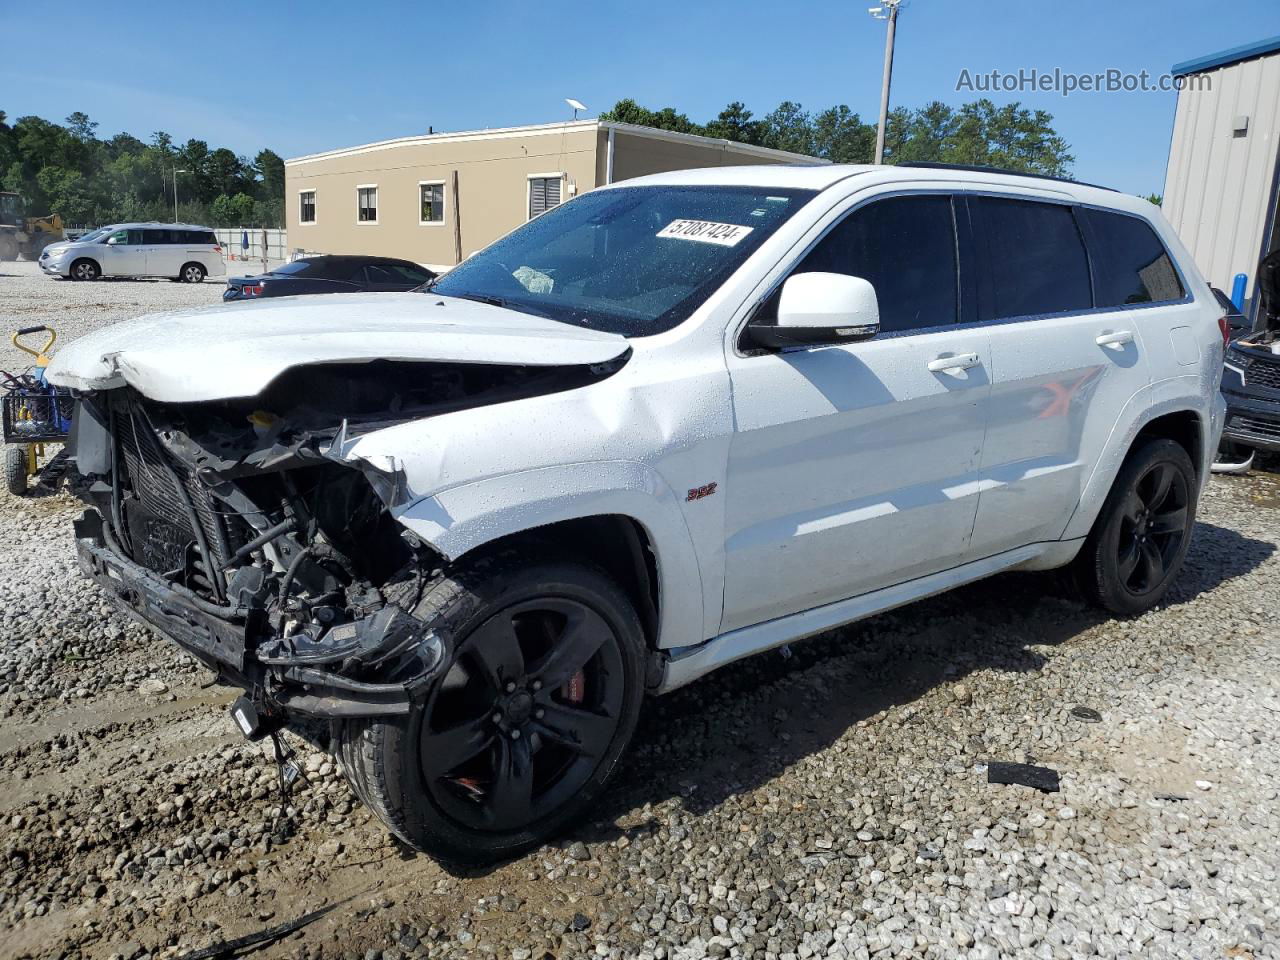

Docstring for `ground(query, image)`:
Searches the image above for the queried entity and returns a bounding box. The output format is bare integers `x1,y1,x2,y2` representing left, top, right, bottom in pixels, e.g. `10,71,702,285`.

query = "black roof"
294,254,427,268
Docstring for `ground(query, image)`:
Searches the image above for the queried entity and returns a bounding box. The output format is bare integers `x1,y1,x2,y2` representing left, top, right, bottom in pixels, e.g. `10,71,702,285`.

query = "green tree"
759,102,815,156
704,102,762,145
600,99,703,135
0,110,284,225
254,149,285,201
812,106,876,163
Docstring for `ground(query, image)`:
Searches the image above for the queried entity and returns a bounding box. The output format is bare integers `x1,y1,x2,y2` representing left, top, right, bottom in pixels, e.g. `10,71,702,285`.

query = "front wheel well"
1133,410,1203,478
453,515,661,650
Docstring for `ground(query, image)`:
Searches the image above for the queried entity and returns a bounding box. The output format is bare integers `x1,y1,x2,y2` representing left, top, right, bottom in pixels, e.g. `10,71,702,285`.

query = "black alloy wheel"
1075,437,1197,615
420,596,626,833
1114,459,1190,596
336,551,645,864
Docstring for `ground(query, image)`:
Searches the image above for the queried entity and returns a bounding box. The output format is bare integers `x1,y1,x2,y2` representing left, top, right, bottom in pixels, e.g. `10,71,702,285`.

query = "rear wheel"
180,262,206,283
70,259,99,281
336,550,645,864
1074,438,1196,616
4,446,28,496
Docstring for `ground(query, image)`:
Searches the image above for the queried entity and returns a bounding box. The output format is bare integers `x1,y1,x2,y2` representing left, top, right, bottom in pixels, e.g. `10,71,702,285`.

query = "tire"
4,446,28,497
336,549,646,864
1074,438,1197,616
69,259,100,281
179,262,206,283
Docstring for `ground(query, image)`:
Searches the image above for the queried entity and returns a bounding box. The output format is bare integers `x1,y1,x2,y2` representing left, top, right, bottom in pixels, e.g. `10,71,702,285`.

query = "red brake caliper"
561,669,586,704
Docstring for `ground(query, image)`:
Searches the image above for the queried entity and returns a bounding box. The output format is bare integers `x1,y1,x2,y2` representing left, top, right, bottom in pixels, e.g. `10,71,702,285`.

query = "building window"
357,185,378,223
420,182,445,225
299,190,316,224
528,175,563,219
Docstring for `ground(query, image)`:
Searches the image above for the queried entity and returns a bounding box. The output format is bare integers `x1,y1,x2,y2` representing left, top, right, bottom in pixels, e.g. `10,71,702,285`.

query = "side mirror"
106,235,122,245
747,272,880,350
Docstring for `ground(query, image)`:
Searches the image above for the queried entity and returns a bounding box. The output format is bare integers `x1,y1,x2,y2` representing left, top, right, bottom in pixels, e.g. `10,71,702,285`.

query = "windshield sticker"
657,219,754,247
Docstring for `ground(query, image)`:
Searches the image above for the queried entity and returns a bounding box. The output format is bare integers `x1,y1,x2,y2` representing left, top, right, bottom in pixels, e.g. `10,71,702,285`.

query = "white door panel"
970,313,1149,554
100,231,145,276
722,329,991,632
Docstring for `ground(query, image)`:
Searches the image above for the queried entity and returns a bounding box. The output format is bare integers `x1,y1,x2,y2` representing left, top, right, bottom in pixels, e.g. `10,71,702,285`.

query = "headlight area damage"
67,356,624,737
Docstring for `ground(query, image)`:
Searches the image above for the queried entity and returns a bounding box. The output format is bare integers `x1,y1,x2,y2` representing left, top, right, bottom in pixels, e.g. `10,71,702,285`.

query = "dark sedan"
223,255,437,301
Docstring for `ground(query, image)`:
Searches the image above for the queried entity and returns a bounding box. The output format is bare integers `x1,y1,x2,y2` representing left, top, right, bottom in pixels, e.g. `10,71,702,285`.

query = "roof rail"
899,161,1116,193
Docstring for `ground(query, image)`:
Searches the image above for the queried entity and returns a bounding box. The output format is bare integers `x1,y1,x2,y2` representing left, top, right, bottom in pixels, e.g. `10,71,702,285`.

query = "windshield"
429,185,815,336
76,227,110,244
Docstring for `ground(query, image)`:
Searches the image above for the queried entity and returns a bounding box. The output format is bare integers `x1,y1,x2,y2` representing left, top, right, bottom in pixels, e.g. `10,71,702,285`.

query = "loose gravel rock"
2,260,1280,959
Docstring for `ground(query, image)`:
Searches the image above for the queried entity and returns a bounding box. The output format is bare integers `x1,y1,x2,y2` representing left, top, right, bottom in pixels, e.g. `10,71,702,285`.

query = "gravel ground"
2,259,1280,960
0,260,223,372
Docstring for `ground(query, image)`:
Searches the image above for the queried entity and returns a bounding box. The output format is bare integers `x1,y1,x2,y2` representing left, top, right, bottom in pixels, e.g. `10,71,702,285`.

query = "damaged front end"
66,357,621,730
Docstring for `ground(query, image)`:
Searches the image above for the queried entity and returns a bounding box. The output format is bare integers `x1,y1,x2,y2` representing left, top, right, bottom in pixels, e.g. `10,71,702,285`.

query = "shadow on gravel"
393,519,1275,877
539,519,1274,860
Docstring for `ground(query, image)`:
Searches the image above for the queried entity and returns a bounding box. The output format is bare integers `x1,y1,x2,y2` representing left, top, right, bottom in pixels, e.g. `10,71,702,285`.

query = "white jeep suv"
49,163,1226,863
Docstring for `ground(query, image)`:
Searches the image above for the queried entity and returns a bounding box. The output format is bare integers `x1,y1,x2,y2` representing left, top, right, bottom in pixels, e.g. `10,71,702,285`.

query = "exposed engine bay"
67,357,625,731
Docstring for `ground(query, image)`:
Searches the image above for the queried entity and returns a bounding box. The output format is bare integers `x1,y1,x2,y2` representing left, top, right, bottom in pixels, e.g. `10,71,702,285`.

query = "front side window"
969,196,1092,321
420,183,444,224
1082,208,1184,306
299,190,316,224
106,229,128,245
528,176,563,219
432,185,815,336
357,186,377,223
787,194,959,333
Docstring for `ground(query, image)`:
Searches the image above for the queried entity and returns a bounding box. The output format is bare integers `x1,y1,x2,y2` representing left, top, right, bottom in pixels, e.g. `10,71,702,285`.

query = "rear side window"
793,194,959,333
1083,209,1184,306
145,229,171,244
368,262,435,284
969,196,1092,321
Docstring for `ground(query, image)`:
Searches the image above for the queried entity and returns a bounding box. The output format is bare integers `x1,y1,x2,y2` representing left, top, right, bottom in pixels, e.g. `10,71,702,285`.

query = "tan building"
284,120,820,270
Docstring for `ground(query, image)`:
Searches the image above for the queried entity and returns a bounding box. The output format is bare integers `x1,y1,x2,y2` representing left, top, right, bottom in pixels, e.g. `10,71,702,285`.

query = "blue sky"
2,0,1277,196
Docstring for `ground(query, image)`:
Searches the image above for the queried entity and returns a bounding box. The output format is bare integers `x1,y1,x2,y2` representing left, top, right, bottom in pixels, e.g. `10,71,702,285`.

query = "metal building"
285,120,818,272
1163,35,1280,322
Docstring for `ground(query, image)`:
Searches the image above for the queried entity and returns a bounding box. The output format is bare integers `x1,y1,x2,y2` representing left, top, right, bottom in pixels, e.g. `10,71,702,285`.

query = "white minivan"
39,223,225,283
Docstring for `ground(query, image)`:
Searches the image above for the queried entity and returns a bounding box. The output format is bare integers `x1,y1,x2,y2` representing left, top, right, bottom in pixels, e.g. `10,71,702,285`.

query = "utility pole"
173,168,188,222
869,1,902,165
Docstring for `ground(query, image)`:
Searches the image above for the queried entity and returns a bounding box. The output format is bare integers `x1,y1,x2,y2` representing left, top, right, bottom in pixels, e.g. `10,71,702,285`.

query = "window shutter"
529,176,562,219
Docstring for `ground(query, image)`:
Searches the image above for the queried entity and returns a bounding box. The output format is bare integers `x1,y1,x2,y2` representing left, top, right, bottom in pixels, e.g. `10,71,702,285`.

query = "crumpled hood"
47,293,629,402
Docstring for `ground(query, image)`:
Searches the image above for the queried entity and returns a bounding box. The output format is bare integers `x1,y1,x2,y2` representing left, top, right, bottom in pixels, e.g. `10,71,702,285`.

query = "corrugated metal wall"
1164,52,1280,303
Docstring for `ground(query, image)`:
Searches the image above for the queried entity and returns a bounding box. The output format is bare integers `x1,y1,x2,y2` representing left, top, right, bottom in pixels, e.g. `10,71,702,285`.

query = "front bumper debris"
74,509,449,721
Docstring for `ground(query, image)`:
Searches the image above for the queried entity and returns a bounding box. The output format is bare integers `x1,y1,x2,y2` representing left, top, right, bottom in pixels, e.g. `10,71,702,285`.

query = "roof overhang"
1172,34,1280,77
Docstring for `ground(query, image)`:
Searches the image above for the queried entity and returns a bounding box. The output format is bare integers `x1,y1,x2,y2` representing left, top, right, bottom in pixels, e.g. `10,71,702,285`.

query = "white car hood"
46,293,630,402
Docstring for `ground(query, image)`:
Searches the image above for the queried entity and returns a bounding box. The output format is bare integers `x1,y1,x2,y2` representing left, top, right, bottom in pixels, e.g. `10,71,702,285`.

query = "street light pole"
870,1,902,165
173,168,188,222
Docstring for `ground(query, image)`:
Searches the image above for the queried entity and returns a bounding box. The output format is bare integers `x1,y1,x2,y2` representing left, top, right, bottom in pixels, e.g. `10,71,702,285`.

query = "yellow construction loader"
0,192,64,261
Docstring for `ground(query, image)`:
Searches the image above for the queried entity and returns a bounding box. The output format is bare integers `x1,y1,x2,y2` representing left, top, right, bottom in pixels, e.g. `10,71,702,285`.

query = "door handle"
1095,330,1134,348
928,352,981,373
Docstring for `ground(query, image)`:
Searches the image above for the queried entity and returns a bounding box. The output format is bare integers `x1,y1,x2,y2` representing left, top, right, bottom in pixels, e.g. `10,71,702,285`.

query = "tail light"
1218,314,1231,349
243,284,264,297
213,245,222,254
